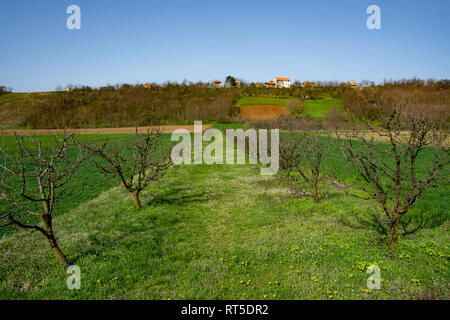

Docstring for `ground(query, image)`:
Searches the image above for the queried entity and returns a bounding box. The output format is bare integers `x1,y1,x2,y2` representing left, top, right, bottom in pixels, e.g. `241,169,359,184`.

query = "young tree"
279,133,326,202
279,134,301,182
295,134,325,202
336,108,449,251
285,99,303,117
85,130,172,208
0,134,85,269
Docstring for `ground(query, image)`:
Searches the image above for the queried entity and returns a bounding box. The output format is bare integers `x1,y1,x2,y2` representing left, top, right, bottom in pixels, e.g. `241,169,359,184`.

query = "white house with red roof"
274,77,291,88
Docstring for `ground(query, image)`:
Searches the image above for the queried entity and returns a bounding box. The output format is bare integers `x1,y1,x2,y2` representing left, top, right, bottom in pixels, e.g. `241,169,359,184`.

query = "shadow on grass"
147,185,220,206
336,208,436,239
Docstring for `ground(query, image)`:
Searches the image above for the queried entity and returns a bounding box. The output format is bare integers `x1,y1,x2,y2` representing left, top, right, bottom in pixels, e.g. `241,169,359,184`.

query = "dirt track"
240,105,288,120
0,125,212,136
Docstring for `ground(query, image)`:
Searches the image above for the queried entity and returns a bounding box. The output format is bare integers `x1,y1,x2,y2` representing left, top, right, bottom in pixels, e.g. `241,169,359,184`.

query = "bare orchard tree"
336,107,449,251
280,133,326,202
0,134,85,269
85,129,172,209
279,134,301,182
295,133,325,202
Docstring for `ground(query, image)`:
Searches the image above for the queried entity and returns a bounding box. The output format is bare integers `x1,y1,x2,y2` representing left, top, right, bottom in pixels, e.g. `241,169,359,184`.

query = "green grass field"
302,98,344,118
236,96,297,107
0,133,448,299
0,134,139,237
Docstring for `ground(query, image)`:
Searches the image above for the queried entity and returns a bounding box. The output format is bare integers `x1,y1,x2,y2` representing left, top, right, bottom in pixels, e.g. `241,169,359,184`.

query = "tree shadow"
146,185,220,206
337,206,431,238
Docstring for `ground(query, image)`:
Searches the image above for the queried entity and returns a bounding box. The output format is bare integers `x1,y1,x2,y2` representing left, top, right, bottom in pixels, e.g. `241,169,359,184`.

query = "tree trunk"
389,218,399,251
285,169,291,183
131,190,141,209
48,235,70,269
312,179,319,203
40,214,70,269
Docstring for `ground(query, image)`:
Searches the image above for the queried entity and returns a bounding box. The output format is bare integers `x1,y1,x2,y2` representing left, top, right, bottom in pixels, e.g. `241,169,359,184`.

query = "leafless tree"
0,134,85,269
85,129,172,209
285,99,303,116
279,134,301,182
280,133,326,202
295,134,325,202
335,107,449,251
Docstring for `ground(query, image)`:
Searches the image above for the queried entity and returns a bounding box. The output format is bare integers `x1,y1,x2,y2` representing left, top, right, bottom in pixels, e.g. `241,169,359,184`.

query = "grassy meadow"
302,98,344,118
0,132,448,299
236,96,297,107
0,133,143,237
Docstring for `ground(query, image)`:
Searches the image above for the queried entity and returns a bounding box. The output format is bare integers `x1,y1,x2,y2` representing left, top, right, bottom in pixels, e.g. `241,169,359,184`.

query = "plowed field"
239,105,288,120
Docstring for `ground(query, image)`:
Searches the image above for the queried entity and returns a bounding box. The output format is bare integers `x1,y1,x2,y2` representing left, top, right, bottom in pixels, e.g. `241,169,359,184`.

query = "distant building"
265,81,276,88
274,77,291,88
303,81,315,87
214,80,222,88
349,80,357,87
235,79,241,88
64,88,70,92
144,83,152,88
429,81,439,87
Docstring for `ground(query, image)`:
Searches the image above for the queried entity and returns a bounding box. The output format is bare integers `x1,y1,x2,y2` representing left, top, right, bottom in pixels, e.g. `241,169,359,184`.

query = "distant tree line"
10,78,450,129
0,86,13,96
342,84,450,123
23,83,240,129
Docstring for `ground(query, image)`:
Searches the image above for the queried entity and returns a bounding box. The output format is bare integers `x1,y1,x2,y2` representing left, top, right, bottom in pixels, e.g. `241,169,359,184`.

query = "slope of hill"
0,93,54,128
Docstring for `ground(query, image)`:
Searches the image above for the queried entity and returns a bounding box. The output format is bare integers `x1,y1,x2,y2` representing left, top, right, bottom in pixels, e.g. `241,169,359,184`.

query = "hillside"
0,92,55,128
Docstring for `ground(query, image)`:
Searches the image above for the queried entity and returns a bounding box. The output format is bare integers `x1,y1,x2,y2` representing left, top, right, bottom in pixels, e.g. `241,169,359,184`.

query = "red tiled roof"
214,80,222,83
275,77,290,81
265,82,276,85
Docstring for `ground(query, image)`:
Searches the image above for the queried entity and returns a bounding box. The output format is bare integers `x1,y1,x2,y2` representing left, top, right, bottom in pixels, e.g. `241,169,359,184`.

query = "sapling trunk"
389,218,400,251
40,214,70,269
131,190,141,209
285,169,291,183
312,181,319,203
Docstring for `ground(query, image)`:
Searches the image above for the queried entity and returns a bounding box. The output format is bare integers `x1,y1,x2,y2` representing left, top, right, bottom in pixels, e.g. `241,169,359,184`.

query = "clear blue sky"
1,0,449,92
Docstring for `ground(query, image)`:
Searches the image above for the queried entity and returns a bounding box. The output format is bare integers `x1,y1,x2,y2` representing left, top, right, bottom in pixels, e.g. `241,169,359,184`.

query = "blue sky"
1,0,449,92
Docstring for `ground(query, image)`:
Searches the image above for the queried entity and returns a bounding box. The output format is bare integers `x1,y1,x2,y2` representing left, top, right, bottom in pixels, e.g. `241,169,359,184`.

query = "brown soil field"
0,125,212,136
239,105,288,120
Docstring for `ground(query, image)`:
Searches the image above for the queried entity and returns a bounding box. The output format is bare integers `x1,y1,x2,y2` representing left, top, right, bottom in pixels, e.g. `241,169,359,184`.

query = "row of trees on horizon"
51,77,450,92
0,78,449,129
